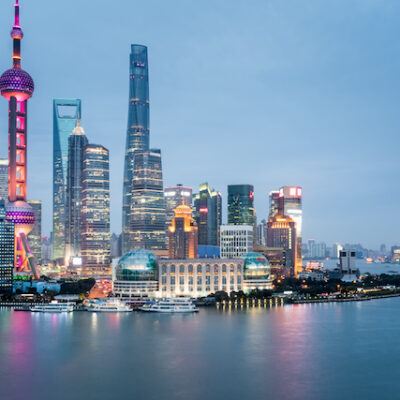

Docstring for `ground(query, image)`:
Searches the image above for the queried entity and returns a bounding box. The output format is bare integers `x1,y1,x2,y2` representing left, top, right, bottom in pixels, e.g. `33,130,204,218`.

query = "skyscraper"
193,183,222,246
278,186,302,269
0,0,39,279
267,215,297,274
28,200,41,264
168,205,198,259
227,184,255,226
65,120,88,263
0,201,14,294
0,159,8,200
256,219,267,246
122,45,150,253
81,144,110,270
164,184,192,227
268,190,280,219
53,98,81,260
130,150,166,251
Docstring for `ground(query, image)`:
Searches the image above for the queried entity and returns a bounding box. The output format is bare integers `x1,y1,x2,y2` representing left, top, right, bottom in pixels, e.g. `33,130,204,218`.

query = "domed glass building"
242,252,273,291
113,249,159,298
116,249,158,281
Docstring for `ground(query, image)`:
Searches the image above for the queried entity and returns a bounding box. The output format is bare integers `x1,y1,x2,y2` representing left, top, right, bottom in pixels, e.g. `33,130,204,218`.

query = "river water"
317,259,398,275
0,298,399,400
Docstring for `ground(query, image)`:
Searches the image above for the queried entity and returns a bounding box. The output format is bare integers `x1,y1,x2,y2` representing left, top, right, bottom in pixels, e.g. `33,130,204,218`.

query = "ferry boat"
86,299,132,312
140,298,199,313
30,301,75,313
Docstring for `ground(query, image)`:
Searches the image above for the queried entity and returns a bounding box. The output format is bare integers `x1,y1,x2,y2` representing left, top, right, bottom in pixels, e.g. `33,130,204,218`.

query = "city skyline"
0,0,399,248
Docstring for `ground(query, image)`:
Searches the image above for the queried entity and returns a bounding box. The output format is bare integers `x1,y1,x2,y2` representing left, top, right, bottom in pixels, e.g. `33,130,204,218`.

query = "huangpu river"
1,298,400,400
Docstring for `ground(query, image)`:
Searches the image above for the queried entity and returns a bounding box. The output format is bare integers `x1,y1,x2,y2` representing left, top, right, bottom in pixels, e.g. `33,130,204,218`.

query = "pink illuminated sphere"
6,201,35,236
0,68,34,101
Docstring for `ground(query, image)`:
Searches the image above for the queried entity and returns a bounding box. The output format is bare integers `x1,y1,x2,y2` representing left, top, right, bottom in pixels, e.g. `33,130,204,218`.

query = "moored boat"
140,298,199,313
86,298,132,312
30,301,75,313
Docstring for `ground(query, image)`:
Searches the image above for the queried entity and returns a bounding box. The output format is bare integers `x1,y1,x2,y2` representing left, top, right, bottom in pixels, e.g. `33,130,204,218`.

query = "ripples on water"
1,298,400,400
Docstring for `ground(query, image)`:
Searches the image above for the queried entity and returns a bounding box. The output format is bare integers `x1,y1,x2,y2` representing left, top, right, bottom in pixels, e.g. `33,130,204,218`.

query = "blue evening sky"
0,0,399,249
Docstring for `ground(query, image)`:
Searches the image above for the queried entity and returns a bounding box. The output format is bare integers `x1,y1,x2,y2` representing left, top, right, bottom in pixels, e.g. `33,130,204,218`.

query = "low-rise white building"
159,259,243,298
220,225,253,258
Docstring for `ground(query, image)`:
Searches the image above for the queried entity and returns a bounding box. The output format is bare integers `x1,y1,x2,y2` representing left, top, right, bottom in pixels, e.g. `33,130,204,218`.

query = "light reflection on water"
0,300,400,400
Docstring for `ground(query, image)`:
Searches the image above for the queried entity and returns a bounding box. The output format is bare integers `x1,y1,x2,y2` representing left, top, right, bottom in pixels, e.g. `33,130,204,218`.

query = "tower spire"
11,0,23,68
14,0,20,27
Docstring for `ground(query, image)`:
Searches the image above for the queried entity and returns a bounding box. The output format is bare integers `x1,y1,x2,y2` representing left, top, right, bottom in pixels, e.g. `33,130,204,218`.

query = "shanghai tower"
122,45,166,253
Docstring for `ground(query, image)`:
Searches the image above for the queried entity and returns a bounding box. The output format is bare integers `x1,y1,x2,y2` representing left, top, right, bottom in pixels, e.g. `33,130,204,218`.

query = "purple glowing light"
0,68,34,99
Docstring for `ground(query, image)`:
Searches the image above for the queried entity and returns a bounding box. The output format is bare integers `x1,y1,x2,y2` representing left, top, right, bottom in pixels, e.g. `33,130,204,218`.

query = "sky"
0,0,399,249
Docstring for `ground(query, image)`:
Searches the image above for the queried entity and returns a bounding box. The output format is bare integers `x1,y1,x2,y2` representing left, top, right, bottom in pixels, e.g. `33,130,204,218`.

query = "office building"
53,98,81,260
227,184,255,226
65,121,88,263
256,219,267,246
0,0,39,278
266,215,297,274
308,241,327,259
122,45,166,254
164,184,192,226
339,249,360,281
268,190,280,219
130,149,167,251
80,144,110,270
332,243,343,259
0,159,8,200
193,183,222,246
0,201,14,294
122,45,150,253
41,236,52,263
28,200,42,264
168,205,198,259
278,186,302,268
111,233,121,258
220,225,253,258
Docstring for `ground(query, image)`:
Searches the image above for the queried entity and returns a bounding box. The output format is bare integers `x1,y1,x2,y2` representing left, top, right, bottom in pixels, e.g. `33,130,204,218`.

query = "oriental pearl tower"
0,0,39,279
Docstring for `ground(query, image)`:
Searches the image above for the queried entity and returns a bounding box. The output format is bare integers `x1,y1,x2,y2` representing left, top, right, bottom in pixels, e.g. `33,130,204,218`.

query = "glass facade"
0,201,14,294
130,150,167,250
116,249,158,281
164,184,192,227
279,186,302,272
122,45,150,253
81,144,110,268
53,99,81,260
266,215,297,274
65,121,88,262
0,159,8,201
242,252,271,280
227,184,255,226
268,190,280,219
193,183,222,246
27,200,41,264
168,205,198,259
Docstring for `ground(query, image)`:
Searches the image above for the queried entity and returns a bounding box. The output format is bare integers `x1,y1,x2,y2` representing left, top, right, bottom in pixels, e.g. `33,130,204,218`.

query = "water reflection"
0,300,400,400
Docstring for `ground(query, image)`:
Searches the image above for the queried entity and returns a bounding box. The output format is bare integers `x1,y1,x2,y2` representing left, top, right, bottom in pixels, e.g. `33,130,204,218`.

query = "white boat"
86,298,132,312
140,298,199,313
30,301,75,313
